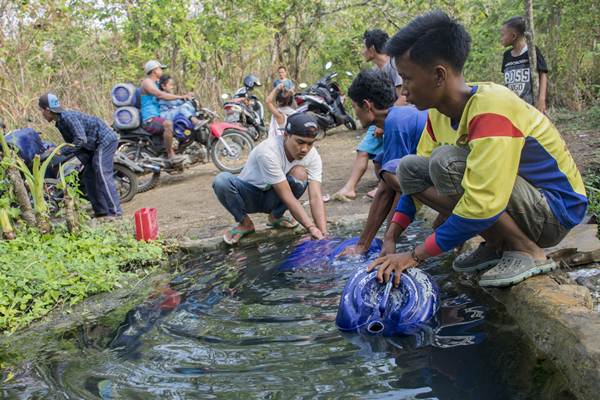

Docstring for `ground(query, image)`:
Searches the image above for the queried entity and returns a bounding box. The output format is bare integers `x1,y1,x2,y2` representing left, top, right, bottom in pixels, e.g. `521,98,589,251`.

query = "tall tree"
524,0,539,103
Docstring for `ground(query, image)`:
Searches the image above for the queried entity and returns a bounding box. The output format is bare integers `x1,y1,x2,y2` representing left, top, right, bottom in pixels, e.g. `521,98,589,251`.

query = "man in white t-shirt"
212,113,328,245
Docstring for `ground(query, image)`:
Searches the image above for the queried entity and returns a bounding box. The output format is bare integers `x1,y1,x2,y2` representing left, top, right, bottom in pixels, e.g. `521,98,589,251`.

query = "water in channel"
4,223,556,399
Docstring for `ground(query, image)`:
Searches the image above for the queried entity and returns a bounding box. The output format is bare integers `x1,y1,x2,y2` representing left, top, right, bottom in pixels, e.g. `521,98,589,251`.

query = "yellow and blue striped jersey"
394,82,587,255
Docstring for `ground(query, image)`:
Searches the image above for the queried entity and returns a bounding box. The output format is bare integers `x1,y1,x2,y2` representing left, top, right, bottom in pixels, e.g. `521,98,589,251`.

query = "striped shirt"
394,82,587,256
55,110,117,155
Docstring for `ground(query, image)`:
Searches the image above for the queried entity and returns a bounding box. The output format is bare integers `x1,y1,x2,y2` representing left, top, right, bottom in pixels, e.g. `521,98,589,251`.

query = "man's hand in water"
337,244,367,257
367,251,418,287
308,225,325,240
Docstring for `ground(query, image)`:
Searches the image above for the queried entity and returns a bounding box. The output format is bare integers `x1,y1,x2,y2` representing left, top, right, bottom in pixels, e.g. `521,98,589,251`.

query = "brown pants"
396,145,569,247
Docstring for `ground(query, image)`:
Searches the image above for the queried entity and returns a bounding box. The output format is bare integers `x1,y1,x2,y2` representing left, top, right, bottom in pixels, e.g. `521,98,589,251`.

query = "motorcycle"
221,74,266,141
116,100,254,193
295,62,356,134
43,150,140,207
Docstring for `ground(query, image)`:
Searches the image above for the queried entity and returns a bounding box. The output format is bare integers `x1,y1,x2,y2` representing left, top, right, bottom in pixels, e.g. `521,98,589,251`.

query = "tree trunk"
7,166,36,227
524,0,539,101
64,191,77,233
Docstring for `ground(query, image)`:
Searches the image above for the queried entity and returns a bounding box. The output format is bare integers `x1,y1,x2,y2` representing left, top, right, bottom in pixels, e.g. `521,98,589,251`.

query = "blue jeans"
77,139,122,217
212,172,307,223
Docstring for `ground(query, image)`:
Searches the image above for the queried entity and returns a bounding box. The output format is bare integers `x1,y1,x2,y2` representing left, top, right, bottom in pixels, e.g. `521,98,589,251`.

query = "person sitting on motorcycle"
157,75,204,130
140,60,188,164
38,92,122,218
273,65,294,88
212,112,328,245
266,81,296,138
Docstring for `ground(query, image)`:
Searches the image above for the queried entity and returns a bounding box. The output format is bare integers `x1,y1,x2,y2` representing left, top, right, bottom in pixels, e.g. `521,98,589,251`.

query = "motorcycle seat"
118,127,153,138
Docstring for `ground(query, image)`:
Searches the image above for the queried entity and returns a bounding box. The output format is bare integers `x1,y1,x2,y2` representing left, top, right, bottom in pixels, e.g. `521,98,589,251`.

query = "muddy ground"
123,122,600,239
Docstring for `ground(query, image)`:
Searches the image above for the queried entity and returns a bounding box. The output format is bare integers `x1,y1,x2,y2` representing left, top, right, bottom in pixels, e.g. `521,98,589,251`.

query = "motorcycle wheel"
119,143,161,193
43,178,62,214
113,164,138,203
210,129,254,174
344,116,357,131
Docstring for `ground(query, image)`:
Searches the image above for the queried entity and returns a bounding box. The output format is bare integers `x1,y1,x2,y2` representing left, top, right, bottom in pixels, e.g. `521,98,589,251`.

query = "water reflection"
3,226,536,399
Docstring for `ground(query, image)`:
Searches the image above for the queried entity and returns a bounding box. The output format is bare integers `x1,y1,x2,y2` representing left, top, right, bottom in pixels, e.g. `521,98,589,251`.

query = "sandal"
223,226,255,245
479,251,557,287
267,215,299,229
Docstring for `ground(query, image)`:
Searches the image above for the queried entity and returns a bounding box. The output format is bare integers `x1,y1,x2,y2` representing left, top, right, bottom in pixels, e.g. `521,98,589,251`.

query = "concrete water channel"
1,214,599,399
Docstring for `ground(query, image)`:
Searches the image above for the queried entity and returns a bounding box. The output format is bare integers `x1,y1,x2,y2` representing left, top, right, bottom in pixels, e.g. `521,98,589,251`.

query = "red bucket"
134,208,158,241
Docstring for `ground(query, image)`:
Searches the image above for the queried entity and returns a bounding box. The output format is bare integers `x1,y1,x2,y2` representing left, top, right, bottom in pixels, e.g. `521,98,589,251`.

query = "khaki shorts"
396,145,569,248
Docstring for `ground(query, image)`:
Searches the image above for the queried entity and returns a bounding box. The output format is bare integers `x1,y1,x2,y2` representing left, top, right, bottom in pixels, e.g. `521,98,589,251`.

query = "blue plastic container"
111,83,138,107
278,237,382,271
113,106,140,130
336,267,439,336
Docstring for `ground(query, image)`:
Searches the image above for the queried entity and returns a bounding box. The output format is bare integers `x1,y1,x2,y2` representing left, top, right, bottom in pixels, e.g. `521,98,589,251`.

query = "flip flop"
267,215,299,229
223,226,255,245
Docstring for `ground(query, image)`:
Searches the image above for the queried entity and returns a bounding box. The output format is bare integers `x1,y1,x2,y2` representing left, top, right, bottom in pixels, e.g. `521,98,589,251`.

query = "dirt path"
123,129,379,239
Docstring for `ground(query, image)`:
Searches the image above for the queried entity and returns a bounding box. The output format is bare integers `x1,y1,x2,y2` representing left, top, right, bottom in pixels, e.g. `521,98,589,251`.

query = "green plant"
584,173,600,239
56,163,84,233
0,222,164,333
0,133,36,228
14,144,69,232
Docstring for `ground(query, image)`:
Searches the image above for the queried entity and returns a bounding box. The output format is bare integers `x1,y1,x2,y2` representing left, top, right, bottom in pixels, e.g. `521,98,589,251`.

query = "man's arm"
141,79,187,101
349,180,395,254
307,180,327,235
537,72,548,113
60,114,87,155
266,84,286,126
271,180,324,239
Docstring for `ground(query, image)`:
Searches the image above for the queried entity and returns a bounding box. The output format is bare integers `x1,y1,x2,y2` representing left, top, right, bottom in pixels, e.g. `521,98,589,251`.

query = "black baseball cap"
38,93,64,113
285,112,319,138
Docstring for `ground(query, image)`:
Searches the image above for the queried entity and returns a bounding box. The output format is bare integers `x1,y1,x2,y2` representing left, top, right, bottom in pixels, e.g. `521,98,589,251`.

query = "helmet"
243,74,262,89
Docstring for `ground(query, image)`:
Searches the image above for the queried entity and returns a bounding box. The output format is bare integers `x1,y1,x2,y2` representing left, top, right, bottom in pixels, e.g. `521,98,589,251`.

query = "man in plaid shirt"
39,93,122,218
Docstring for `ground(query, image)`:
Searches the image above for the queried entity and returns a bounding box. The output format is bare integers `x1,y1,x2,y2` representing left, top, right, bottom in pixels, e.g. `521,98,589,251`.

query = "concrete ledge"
491,275,600,400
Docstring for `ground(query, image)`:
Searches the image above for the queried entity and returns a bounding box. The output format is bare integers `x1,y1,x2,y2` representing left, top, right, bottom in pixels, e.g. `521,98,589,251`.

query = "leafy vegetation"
0,223,163,333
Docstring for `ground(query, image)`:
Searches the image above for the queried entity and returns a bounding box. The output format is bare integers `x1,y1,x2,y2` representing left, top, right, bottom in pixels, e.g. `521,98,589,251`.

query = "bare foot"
332,189,356,201
366,188,378,198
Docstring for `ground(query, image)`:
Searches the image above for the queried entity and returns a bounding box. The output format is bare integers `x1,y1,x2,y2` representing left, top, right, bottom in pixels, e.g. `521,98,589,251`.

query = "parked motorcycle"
295,62,356,134
221,74,266,141
115,101,254,193
44,151,140,206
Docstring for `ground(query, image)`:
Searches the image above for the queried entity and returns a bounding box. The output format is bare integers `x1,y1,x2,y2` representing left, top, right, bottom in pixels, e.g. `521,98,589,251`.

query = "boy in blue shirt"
339,69,427,256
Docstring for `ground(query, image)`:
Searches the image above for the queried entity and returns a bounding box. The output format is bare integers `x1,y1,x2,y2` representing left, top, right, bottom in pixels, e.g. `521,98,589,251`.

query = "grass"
0,222,164,333
553,103,600,132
